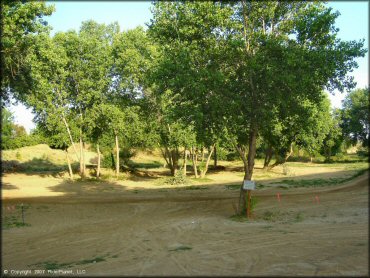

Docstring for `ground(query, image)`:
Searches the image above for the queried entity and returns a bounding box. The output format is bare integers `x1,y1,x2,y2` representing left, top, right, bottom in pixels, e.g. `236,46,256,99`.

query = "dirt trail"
2,173,369,276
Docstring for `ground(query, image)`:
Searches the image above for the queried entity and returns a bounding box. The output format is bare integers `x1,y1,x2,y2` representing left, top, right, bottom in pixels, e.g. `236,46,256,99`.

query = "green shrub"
163,171,188,185
15,151,22,160
357,147,369,157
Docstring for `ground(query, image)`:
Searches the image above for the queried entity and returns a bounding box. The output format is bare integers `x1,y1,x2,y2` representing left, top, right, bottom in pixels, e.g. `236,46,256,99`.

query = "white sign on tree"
243,180,255,190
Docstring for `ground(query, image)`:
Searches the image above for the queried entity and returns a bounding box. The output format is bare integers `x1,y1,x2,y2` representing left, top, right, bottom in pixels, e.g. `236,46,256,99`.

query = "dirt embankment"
2,173,368,276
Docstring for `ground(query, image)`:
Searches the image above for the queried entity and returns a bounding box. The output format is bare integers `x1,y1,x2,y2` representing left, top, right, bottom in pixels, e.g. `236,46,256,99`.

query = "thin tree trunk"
79,136,84,177
263,145,273,169
65,149,73,180
61,115,79,162
115,133,119,177
160,146,170,168
235,144,248,214
213,145,217,167
201,147,205,162
246,129,257,180
284,143,293,162
200,144,216,178
171,149,178,176
97,144,101,178
111,152,115,169
164,146,175,176
191,146,198,178
83,141,86,175
183,149,187,176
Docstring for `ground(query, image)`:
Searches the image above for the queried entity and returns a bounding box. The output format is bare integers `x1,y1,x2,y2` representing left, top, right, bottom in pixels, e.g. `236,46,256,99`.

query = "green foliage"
356,146,369,157
1,0,55,104
320,108,344,161
340,88,369,147
163,171,188,186
1,109,48,150
2,216,30,229
1,108,14,149
5,2,366,186
148,1,365,183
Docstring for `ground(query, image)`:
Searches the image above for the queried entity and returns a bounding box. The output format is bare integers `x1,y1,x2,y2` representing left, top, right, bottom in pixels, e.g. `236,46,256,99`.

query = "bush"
102,152,115,169
163,171,188,186
357,147,369,157
119,147,137,165
226,150,240,161
101,147,137,169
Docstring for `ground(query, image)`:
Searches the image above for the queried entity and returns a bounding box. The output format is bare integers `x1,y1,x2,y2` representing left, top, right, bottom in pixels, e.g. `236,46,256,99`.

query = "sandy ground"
2,172,369,276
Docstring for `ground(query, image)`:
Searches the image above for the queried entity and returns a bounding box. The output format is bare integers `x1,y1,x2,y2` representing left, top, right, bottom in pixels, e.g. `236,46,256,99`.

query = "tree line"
1,1,368,214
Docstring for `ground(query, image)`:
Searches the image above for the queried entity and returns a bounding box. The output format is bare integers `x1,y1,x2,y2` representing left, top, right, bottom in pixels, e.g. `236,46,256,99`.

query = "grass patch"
184,186,208,190
2,216,31,229
262,210,281,222
29,255,110,270
128,161,163,170
294,212,304,222
191,177,213,183
75,256,106,265
229,214,250,222
169,245,192,252
275,168,368,188
2,204,31,229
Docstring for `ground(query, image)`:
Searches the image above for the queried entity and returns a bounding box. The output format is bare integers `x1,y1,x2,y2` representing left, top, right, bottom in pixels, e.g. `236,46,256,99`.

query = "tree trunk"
200,144,215,178
284,143,293,162
83,141,86,175
160,147,170,169
111,152,115,169
263,145,273,169
115,133,119,177
326,147,332,161
213,145,217,167
246,129,257,180
97,144,101,178
61,114,79,162
170,149,178,176
65,149,73,180
164,146,176,176
235,145,248,214
201,147,205,162
191,146,198,178
183,149,187,176
236,128,257,215
79,136,85,177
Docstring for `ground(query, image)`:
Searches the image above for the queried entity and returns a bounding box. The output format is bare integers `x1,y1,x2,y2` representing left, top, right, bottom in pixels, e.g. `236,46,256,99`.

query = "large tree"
1,0,54,105
148,2,233,177
149,1,366,215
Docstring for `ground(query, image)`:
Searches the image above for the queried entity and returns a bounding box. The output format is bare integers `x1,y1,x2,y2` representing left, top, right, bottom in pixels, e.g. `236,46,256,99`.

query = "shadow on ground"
2,183,19,190
26,168,367,201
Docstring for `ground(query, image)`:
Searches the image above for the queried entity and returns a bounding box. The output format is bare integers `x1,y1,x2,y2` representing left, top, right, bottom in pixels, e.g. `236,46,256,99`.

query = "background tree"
340,88,369,148
148,2,232,177
1,108,16,149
